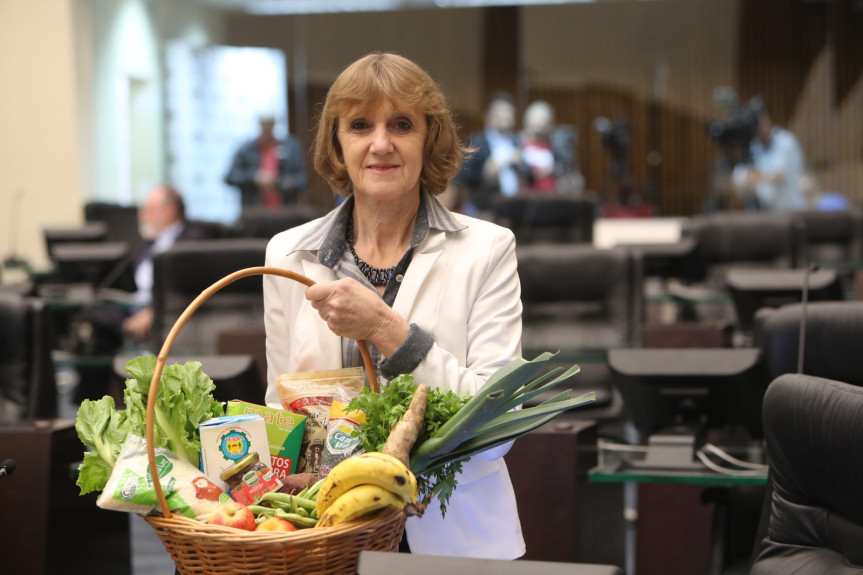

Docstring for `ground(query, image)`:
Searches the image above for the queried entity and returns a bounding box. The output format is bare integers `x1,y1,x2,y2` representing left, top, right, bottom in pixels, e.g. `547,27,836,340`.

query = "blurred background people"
224,114,308,208
454,92,522,214
732,102,806,212
73,185,208,403
520,100,558,194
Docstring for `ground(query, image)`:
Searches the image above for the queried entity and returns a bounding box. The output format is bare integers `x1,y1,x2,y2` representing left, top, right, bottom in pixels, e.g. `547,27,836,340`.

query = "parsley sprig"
349,374,470,516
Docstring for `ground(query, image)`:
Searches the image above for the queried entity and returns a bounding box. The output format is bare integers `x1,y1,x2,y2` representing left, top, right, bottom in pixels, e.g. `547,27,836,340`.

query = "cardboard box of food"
198,414,272,491
226,401,307,480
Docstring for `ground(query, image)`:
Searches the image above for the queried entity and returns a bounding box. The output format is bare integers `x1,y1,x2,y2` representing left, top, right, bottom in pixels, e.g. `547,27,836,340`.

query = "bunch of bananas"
315,452,421,528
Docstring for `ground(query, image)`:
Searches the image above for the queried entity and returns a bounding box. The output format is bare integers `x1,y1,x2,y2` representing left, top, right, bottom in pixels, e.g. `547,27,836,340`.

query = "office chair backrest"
792,208,860,265
0,292,56,421
493,195,598,244
751,373,863,574
151,239,268,355
234,204,325,239
754,301,863,386
517,244,642,351
686,212,796,283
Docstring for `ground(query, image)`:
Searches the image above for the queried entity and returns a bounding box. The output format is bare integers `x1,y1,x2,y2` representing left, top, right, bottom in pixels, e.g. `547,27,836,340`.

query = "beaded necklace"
346,219,396,287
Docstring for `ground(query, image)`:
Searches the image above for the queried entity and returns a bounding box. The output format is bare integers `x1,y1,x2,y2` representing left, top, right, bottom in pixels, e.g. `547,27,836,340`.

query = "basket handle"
145,266,379,518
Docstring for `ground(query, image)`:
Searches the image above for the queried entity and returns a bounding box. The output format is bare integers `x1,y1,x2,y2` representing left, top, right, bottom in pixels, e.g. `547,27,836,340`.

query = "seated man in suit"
74,185,209,402
121,185,208,340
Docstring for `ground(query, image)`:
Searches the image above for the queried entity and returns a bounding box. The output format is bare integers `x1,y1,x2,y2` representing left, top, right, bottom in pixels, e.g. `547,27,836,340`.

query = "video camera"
594,114,631,177
707,95,765,162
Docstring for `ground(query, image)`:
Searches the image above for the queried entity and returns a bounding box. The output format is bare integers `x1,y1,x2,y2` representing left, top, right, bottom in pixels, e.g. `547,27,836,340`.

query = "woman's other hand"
306,278,410,356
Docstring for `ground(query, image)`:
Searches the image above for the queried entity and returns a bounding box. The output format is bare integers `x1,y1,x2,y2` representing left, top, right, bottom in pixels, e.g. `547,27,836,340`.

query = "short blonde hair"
312,52,465,196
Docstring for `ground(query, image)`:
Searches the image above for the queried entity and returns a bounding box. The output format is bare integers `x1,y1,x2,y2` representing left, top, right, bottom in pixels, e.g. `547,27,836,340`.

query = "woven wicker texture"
141,267,402,574
145,508,405,575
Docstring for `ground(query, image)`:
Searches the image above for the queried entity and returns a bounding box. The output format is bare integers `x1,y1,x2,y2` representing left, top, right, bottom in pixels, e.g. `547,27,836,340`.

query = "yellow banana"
316,483,405,528
316,452,418,515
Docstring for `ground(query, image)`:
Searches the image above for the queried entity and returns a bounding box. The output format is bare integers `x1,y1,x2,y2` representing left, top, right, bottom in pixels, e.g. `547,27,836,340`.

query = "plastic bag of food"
319,383,367,478
276,367,365,476
97,434,228,521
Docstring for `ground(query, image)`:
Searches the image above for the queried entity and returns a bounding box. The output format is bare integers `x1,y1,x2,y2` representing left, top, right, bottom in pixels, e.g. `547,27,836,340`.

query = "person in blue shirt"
733,105,807,212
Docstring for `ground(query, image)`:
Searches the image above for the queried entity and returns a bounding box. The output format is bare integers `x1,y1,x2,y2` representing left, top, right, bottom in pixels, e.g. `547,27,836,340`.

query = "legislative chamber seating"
792,208,861,267
232,203,325,238
493,194,599,244
517,243,643,421
754,300,863,385
750,373,863,574
0,291,56,421
150,238,268,357
665,212,798,331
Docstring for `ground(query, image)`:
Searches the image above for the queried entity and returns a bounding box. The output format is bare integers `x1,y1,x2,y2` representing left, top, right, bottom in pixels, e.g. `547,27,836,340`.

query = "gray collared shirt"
289,190,466,380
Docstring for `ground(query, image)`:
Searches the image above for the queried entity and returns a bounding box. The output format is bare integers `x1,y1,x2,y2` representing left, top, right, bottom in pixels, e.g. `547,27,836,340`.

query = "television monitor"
44,222,108,257
608,348,765,471
48,241,132,288
726,267,844,332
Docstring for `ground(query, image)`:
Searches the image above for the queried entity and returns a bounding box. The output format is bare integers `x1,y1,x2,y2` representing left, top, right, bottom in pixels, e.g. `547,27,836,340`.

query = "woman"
263,52,525,559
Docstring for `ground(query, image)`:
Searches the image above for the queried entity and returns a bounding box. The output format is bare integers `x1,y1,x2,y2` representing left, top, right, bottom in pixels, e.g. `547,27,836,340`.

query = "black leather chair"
792,208,861,267
750,373,863,574
493,194,598,244
233,204,325,239
0,292,56,420
518,244,643,352
726,267,845,334
151,238,268,356
517,244,643,419
669,212,797,328
754,301,863,385
714,301,863,574
685,212,797,285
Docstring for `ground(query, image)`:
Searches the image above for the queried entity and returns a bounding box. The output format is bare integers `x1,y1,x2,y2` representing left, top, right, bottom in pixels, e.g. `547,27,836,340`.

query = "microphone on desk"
4,188,28,268
0,458,16,480
797,264,819,374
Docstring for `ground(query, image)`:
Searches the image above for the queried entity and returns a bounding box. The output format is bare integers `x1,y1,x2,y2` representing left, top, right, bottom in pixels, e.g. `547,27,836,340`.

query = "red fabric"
259,142,281,207
522,139,556,193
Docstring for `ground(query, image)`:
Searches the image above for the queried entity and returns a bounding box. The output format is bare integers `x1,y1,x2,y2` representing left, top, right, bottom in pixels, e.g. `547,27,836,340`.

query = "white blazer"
263,205,525,559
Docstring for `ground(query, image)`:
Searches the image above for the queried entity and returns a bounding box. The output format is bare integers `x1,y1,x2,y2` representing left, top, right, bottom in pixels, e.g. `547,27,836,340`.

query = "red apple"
255,516,297,532
207,500,256,531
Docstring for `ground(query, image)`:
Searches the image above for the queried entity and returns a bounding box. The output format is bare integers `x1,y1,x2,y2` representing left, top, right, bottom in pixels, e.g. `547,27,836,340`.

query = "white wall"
89,0,226,208
0,0,88,270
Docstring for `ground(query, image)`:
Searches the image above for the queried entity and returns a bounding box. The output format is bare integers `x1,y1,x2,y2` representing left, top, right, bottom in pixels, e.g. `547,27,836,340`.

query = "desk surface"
358,550,624,575
590,442,767,486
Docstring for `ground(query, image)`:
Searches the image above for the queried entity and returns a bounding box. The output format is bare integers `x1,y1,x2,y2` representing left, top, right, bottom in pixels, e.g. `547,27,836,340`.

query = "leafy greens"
75,355,225,495
350,353,595,517
348,374,470,515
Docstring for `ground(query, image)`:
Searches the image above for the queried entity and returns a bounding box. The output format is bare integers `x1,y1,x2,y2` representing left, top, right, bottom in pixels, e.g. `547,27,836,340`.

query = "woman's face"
337,98,427,200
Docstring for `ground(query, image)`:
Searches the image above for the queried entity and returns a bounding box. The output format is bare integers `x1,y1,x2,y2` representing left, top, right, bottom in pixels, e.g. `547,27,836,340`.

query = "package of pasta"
319,383,367,479
276,367,365,476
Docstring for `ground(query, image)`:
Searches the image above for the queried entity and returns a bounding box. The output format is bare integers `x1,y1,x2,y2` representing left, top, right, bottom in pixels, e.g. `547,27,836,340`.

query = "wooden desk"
505,419,624,566
0,420,131,575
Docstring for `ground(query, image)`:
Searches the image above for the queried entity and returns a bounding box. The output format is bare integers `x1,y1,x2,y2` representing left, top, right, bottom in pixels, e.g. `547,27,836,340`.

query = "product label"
270,455,295,480
229,466,281,506
219,429,252,462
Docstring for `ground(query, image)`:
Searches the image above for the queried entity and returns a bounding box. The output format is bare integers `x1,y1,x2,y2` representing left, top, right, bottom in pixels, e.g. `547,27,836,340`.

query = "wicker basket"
141,266,406,575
